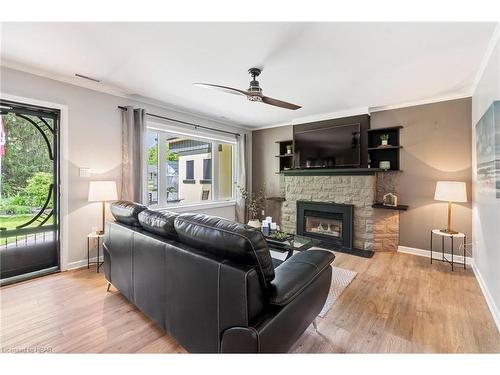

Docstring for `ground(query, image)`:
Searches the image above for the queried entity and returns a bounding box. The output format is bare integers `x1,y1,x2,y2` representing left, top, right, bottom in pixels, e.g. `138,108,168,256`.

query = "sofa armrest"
268,249,335,306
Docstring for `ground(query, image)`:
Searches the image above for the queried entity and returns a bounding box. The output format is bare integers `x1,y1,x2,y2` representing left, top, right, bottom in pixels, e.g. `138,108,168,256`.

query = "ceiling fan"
193,68,302,110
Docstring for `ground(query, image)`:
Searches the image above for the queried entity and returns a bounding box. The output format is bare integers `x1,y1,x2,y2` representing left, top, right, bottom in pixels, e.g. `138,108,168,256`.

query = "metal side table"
430,229,466,271
87,232,105,273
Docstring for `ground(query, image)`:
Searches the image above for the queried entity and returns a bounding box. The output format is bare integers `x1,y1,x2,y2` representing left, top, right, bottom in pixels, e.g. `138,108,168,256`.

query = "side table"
87,232,105,273
430,229,466,271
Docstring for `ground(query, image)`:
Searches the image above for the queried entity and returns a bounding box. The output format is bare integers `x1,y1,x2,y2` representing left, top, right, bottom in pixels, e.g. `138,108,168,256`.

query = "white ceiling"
0,22,496,128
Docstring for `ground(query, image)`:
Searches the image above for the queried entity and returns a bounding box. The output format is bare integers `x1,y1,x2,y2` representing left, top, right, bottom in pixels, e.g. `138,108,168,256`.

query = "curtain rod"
117,106,240,137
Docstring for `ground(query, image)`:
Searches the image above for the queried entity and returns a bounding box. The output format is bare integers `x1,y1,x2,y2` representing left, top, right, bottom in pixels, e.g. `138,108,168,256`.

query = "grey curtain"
121,106,147,203
235,133,247,223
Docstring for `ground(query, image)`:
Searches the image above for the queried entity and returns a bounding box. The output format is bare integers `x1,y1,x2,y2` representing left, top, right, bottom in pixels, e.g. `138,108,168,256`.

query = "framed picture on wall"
475,100,500,198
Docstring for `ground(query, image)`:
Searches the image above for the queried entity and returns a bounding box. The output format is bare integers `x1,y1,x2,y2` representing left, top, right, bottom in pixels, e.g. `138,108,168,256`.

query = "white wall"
471,25,500,331
0,66,248,267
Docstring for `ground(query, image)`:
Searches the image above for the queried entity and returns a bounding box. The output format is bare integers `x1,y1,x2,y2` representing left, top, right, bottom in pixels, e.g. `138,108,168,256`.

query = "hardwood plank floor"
1,251,499,353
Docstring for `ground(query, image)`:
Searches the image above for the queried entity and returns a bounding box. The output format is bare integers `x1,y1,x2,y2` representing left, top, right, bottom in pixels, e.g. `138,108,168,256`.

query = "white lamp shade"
434,181,467,203
88,181,118,202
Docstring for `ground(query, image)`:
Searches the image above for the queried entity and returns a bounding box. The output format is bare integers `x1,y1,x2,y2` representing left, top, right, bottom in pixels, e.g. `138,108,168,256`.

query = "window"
145,126,235,207
146,132,159,205
185,160,194,181
202,158,212,181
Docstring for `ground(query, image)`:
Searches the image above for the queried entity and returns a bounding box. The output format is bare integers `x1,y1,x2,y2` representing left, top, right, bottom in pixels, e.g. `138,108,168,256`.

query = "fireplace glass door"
304,214,343,240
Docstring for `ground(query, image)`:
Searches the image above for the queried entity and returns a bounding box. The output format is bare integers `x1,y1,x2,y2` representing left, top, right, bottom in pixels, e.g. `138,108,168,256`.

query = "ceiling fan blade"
193,83,247,96
261,95,301,110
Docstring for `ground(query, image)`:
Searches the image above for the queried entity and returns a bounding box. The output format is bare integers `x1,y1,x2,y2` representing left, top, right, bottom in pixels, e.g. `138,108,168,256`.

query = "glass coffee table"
265,233,322,261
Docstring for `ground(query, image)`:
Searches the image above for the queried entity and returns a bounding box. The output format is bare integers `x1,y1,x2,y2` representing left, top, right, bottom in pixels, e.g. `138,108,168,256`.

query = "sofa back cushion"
174,213,275,287
138,209,179,240
110,201,147,227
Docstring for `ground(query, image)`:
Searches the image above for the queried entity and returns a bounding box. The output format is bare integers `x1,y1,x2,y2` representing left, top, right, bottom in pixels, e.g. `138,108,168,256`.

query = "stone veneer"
280,174,399,252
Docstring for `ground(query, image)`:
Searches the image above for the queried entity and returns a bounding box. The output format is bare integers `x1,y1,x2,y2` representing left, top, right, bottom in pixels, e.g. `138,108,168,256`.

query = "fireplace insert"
296,201,353,250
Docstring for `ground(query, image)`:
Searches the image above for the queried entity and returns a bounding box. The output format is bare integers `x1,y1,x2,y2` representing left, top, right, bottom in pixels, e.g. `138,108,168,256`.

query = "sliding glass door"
0,100,60,284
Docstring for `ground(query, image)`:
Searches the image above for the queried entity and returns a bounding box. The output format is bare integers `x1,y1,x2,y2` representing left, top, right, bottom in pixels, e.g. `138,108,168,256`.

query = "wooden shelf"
282,168,386,176
368,146,402,151
372,203,408,211
275,154,294,158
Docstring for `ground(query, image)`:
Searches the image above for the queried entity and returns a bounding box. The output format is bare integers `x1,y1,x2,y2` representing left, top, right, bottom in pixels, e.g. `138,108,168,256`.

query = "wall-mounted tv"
294,123,361,168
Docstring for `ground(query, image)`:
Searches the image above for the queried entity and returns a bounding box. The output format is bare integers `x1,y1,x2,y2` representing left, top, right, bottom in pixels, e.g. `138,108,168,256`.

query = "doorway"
0,99,60,285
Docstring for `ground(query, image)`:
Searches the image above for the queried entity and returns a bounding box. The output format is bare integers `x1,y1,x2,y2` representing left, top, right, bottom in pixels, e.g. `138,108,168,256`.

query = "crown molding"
368,92,472,113
470,22,500,97
251,92,474,131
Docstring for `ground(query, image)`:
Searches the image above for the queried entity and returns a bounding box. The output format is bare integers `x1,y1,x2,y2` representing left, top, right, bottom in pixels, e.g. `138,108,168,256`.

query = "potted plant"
380,134,390,146
286,144,293,154
237,185,265,228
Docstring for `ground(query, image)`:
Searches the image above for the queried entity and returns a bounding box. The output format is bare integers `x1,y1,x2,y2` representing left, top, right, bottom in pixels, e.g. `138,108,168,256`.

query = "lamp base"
440,228,458,235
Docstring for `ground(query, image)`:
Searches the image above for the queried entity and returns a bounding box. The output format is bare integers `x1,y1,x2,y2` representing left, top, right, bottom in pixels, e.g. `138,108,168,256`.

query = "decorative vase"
247,219,261,229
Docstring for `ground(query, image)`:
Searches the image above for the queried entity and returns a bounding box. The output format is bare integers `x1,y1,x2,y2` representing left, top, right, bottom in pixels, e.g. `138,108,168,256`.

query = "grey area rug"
318,266,357,318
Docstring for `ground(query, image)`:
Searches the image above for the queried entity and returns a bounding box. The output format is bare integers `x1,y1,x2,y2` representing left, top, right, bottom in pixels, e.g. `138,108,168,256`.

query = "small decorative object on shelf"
379,160,391,170
238,185,266,228
380,134,390,146
286,144,293,154
383,193,398,207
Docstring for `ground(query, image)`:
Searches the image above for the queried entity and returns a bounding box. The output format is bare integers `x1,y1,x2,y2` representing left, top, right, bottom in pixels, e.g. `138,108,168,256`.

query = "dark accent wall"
252,98,472,251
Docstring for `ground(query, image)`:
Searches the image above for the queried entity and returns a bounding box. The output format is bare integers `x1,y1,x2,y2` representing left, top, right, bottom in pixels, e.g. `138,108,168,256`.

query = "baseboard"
397,245,473,265
67,256,104,270
471,262,500,333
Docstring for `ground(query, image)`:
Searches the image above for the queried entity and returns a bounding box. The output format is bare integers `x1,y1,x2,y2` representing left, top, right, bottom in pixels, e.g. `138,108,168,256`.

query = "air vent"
75,73,100,83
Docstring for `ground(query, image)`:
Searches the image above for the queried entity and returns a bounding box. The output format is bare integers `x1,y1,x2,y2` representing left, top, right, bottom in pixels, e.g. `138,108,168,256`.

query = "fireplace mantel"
281,168,389,176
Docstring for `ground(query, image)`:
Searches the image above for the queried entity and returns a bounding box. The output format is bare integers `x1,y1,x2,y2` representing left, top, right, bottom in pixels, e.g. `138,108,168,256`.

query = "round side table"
87,232,105,273
430,229,466,271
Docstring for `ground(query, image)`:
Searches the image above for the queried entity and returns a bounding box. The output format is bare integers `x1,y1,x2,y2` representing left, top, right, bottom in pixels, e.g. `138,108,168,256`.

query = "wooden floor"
1,251,499,353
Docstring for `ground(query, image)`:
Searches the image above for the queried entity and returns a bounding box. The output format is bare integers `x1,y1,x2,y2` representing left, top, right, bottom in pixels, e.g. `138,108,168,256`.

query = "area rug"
318,266,357,318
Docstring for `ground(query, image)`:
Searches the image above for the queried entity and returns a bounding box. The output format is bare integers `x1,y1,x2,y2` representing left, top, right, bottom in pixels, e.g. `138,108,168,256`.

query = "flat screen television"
294,123,361,168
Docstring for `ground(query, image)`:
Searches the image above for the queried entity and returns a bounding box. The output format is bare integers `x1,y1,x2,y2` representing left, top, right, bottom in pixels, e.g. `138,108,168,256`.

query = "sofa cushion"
138,209,179,240
174,213,275,286
110,200,147,227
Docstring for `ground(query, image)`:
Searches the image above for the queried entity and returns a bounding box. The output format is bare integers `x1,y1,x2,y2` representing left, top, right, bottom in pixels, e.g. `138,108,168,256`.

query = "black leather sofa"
104,201,335,353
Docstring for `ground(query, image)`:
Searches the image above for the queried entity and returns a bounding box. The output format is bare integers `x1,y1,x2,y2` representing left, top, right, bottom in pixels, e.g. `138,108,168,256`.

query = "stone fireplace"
280,174,400,252
296,200,353,250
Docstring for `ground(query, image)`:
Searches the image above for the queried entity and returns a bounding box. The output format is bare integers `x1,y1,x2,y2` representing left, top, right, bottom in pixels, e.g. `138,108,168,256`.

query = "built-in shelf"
372,203,408,211
367,145,402,151
276,140,294,173
367,126,403,171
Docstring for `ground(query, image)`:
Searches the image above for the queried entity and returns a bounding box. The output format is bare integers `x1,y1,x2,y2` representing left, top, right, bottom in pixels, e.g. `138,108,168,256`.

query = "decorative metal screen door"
0,99,60,285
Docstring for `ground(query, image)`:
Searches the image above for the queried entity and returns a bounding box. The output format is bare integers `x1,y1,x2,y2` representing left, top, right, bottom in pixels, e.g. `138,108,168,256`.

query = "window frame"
145,121,237,209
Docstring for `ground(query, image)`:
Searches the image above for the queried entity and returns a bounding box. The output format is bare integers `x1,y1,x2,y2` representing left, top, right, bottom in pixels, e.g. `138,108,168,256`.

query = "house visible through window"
145,126,235,207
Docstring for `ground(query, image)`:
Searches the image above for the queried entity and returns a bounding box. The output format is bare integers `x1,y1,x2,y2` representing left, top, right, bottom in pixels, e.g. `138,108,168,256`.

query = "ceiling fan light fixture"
247,95,262,102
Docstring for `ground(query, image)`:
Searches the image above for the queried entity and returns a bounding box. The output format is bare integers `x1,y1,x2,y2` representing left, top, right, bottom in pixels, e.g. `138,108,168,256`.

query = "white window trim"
146,120,237,210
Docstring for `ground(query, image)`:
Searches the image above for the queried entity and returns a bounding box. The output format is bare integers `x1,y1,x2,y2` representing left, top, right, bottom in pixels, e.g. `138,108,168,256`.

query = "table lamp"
88,181,118,235
434,181,467,234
